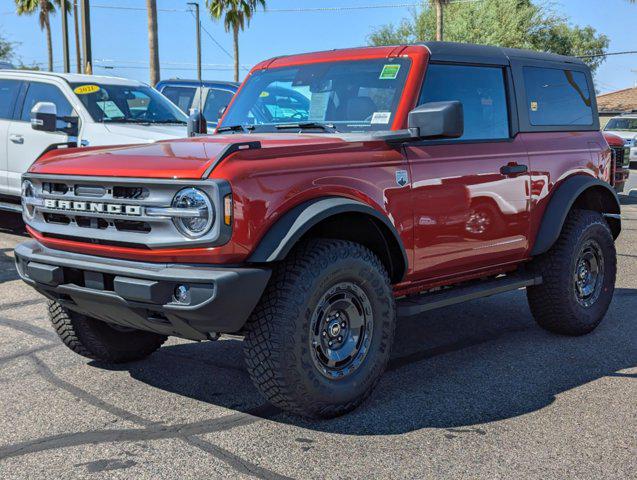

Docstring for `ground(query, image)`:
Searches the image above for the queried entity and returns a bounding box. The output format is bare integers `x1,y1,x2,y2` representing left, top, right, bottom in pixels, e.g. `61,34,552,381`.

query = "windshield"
70,82,188,124
220,58,411,133
605,118,637,131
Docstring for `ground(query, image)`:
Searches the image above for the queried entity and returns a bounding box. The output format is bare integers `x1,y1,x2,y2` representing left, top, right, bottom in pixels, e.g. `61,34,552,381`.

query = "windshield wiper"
216,124,255,133
275,122,338,133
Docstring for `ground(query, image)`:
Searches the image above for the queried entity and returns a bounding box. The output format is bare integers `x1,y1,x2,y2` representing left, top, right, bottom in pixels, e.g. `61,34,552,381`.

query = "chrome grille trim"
22,174,232,249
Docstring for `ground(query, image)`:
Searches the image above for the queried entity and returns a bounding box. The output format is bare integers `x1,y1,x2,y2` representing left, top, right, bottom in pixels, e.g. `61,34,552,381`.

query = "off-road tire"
243,239,396,418
527,209,616,336
49,301,167,363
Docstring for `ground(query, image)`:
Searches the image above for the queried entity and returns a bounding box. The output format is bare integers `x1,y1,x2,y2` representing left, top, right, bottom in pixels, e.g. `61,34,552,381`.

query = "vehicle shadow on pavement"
93,287,637,435
0,211,27,236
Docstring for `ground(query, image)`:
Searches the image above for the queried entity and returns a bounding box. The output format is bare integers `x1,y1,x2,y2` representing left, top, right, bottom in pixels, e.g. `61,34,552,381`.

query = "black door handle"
500,164,528,176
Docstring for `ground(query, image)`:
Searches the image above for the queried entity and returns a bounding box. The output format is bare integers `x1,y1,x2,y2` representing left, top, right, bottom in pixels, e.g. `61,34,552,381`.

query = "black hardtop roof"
420,41,585,67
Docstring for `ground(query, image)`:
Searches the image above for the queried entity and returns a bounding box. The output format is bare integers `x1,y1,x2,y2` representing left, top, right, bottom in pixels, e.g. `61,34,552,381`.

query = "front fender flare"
531,175,620,256
248,197,408,279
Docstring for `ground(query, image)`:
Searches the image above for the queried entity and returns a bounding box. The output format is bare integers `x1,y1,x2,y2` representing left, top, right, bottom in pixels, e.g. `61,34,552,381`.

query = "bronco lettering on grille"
43,199,142,216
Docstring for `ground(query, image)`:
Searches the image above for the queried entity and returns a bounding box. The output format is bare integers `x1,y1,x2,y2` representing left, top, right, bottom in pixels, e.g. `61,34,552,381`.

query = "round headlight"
21,180,35,220
171,188,214,238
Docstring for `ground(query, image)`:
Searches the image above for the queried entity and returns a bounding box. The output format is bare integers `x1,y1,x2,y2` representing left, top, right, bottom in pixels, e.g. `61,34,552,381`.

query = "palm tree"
431,0,451,42
73,0,81,73
15,0,69,72
206,0,266,82
146,0,160,86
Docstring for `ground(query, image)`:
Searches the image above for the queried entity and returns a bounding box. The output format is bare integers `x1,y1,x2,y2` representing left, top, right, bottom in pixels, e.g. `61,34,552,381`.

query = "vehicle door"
202,87,236,127
6,80,75,196
404,63,531,281
0,78,22,195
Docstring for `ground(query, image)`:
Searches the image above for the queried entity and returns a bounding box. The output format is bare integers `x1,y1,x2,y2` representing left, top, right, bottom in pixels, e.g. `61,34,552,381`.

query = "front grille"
24,175,229,250
611,146,625,168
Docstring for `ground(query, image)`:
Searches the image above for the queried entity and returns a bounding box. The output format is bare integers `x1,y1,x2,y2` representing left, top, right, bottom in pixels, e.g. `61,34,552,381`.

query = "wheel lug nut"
328,341,333,347
338,336,343,342
322,331,327,337
341,322,346,328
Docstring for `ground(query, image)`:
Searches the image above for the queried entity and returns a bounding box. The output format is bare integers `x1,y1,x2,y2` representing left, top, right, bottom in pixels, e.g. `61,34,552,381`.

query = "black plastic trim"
531,175,620,256
203,141,261,178
248,196,409,282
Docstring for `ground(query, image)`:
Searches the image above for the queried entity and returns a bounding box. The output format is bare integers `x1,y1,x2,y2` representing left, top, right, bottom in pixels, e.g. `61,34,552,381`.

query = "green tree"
0,32,14,62
206,0,266,82
14,0,70,72
369,0,609,73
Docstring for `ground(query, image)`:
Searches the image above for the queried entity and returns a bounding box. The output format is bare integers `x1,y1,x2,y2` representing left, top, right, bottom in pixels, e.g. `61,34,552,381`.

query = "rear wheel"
527,209,616,336
243,239,396,418
49,301,167,363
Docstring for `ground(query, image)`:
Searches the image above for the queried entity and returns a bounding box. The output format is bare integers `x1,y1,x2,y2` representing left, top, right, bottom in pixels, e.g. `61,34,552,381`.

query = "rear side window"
0,79,21,119
523,67,593,126
20,82,73,121
203,88,234,123
419,64,510,141
161,85,196,112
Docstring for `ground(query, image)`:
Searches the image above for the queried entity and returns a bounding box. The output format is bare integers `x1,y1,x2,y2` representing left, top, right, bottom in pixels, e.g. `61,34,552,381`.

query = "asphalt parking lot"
0,188,635,479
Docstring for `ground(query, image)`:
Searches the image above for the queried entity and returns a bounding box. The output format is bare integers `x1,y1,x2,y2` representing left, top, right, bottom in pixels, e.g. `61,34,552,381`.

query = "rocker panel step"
397,274,543,317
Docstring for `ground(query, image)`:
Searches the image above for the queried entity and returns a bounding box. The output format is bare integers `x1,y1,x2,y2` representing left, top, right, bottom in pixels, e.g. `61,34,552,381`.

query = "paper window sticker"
379,64,401,80
97,101,125,118
308,92,330,122
530,101,539,112
371,112,392,124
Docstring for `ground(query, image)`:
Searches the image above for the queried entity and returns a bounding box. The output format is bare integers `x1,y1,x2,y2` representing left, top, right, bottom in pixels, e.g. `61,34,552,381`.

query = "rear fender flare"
531,175,620,256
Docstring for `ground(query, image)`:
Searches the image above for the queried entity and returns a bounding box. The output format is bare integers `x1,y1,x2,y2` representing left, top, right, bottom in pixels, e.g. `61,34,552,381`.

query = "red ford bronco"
16,43,621,418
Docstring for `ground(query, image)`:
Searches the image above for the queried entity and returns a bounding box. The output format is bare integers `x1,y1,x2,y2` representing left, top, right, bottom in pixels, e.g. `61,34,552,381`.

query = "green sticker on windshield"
379,64,400,80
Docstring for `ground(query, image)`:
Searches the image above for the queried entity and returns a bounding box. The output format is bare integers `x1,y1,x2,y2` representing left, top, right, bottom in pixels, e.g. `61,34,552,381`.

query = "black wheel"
48,301,167,363
243,239,396,418
527,209,617,336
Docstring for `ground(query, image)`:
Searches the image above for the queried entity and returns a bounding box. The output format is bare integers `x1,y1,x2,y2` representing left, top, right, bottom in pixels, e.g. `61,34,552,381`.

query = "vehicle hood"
603,130,636,144
29,133,368,179
102,123,187,141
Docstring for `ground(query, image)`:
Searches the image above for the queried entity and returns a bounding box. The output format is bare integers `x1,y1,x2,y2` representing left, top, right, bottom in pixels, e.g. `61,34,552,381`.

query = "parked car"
603,114,637,165
0,70,188,211
603,132,630,193
16,43,620,419
155,79,238,128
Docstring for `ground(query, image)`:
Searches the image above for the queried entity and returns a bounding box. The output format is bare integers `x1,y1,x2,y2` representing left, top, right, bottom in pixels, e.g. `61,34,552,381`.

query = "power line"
578,50,637,59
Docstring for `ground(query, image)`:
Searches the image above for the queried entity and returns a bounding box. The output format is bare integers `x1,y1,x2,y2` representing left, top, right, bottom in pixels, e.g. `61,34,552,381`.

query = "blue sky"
0,0,635,94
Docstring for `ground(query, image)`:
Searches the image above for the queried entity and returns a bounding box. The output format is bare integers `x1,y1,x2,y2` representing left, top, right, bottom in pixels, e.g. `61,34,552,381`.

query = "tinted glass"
523,67,593,126
70,82,187,124
21,82,73,121
203,88,234,123
221,58,411,133
161,85,196,112
419,64,510,140
0,79,21,120
604,118,637,131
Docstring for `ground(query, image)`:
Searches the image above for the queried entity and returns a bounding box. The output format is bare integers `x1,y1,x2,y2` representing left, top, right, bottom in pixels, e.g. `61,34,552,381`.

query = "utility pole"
73,1,82,73
80,0,92,74
60,0,70,73
188,2,202,82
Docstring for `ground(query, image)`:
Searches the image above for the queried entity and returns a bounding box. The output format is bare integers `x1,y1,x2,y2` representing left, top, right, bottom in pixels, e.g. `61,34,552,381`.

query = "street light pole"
80,0,92,74
60,0,70,73
188,2,202,82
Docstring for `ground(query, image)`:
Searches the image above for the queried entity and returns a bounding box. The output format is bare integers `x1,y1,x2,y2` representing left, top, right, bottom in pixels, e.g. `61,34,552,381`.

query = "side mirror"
187,108,207,137
408,101,464,139
31,102,58,132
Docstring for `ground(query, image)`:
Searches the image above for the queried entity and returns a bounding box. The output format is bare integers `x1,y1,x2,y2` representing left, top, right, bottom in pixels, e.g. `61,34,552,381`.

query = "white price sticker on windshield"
371,112,391,124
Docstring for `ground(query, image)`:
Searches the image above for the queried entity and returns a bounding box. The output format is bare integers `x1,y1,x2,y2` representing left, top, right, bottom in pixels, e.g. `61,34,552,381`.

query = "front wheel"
527,209,617,336
243,239,396,418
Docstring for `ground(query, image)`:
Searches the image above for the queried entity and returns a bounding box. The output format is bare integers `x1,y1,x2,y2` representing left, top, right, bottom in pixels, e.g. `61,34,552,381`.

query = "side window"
202,88,235,122
419,64,510,141
161,85,196,113
20,82,73,121
523,67,593,126
0,79,21,120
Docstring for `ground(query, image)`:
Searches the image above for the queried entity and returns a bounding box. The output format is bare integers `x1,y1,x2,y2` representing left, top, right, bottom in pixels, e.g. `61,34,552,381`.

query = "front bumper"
15,240,271,340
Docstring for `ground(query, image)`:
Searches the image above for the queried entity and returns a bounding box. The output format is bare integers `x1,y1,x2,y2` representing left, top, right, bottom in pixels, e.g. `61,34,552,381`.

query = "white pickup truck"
0,71,188,211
